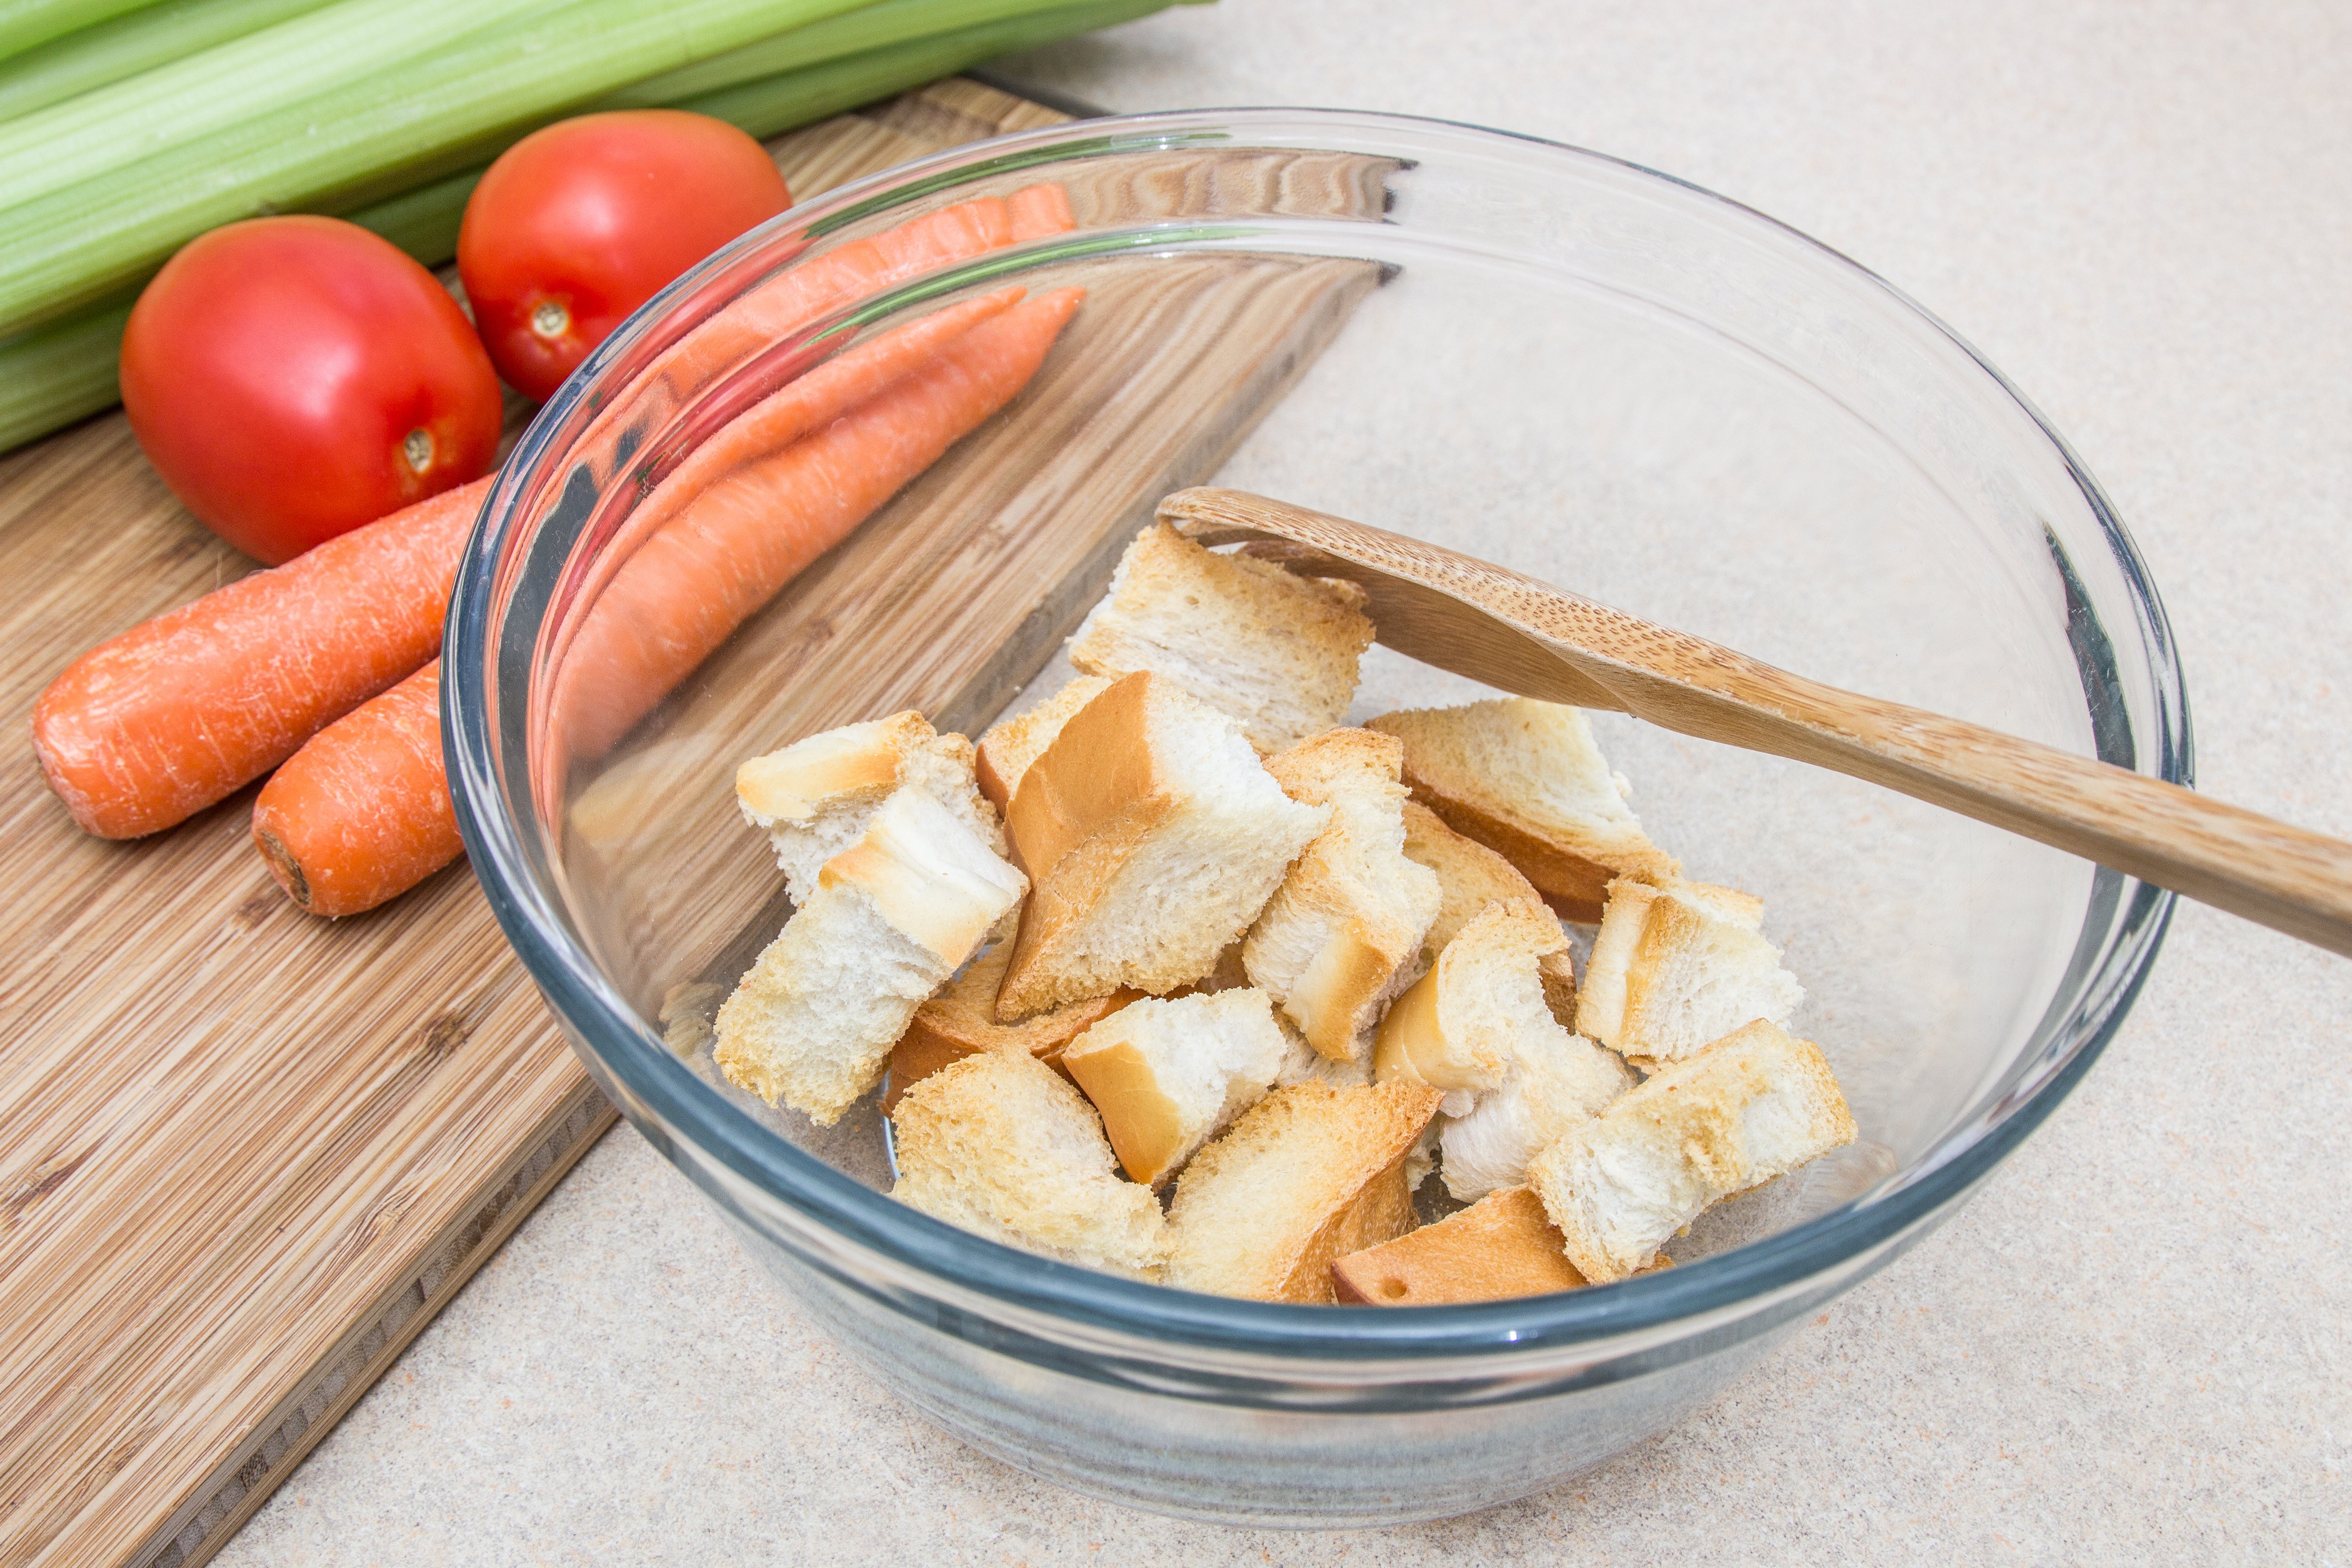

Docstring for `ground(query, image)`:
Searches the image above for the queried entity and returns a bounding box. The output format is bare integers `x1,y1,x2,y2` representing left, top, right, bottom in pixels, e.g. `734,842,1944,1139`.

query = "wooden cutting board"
0,78,1392,1568
0,81,1083,1568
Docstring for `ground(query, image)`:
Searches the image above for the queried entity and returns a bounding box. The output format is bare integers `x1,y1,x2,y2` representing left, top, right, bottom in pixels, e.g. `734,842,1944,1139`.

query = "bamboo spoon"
1159,486,2352,959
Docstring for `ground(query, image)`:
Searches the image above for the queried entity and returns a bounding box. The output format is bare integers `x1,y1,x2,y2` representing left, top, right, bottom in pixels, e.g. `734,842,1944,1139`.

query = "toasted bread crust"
1062,1035,1187,1185
1370,700,1678,920
1004,671,1172,882
1330,1186,1587,1305
1245,729,1439,1061
999,672,1324,1017
880,940,1135,1113
1165,1079,1442,1303
976,676,1114,813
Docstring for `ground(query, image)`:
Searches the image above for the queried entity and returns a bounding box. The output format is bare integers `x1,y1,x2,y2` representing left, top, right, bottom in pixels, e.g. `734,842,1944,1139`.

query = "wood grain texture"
0,80,1133,1568
1162,487,2352,959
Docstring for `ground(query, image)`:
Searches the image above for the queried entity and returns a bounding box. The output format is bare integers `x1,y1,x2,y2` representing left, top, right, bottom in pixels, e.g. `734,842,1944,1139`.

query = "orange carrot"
549,286,1026,669
33,477,490,839
252,661,457,916
574,185,1074,492
1008,182,1076,242
264,284,1086,917
552,284,1087,762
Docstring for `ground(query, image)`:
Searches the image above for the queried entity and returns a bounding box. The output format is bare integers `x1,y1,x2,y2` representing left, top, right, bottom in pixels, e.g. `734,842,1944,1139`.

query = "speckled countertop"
216,3,2348,1561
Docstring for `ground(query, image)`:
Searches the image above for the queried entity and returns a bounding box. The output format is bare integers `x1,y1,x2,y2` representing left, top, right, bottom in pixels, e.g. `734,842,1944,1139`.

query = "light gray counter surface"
218,2,2348,1561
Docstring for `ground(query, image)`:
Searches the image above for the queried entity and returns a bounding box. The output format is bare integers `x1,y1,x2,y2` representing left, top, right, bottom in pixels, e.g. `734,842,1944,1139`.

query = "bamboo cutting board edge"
136,1082,611,1568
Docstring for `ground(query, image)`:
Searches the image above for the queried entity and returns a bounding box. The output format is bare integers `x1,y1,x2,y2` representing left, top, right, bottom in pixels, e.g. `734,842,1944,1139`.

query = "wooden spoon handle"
1161,486,2352,958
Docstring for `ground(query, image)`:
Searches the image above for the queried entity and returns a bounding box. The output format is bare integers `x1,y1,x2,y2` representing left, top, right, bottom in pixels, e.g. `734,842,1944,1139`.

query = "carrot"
1008,182,1076,242
33,476,490,839
252,661,457,916
573,185,1074,492
550,285,1026,659
267,284,1085,916
552,283,1087,761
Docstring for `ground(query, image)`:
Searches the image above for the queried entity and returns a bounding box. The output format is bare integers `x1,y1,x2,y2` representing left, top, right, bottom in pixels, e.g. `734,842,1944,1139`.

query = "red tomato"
458,110,789,402
120,216,502,565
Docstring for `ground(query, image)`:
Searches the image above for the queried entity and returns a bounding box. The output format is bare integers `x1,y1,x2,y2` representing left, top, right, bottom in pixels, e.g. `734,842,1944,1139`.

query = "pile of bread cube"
710,521,1855,1305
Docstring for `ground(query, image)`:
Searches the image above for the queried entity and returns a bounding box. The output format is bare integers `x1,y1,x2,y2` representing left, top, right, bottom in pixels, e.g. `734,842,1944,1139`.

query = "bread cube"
1242,728,1441,1062
1367,697,1676,920
736,710,1003,905
1575,876,1803,1067
1069,522,1373,754
715,788,1025,1124
1527,1020,1856,1283
1060,988,1290,1187
1164,1080,1441,1303
998,671,1328,1016
890,1050,1167,1280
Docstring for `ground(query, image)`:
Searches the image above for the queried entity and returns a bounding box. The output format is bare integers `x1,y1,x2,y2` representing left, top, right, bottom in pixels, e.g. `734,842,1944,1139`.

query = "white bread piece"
1060,989,1290,1187
1164,1079,1442,1303
1438,1025,1634,1201
975,675,1114,813
999,671,1329,1017
1367,698,1677,920
1068,522,1373,754
715,789,1026,1124
1372,901,1633,1199
1241,729,1441,1062
1527,1020,1857,1283
1274,1028,1374,1089
879,939,1138,1114
889,1049,1167,1280
1575,876,1803,1067
1400,799,1576,1023
736,711,1005,905
1374,900,1597,1096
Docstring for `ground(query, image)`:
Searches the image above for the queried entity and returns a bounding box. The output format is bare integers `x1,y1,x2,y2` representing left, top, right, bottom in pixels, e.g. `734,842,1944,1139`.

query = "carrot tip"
255,824,314,911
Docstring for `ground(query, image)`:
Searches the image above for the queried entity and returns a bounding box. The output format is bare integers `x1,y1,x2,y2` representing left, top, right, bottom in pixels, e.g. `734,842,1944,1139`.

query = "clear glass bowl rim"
445,106,2187,1364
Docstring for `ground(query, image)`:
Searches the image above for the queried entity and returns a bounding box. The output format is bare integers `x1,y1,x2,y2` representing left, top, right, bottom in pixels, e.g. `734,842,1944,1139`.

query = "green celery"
0,0,894,330
0,0,334,122
0,294,125,451
0,0,564,207
0,0,156,59
675,0,1168,133
617,0,1127,106
0,0,1182,449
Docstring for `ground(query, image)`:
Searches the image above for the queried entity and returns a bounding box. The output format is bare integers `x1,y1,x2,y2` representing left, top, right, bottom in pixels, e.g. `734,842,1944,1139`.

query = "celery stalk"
0,0,894,330
0,0,567,208
0,0,157,59
0,294,125,450
674,0,1170,130
616,0,1125,106
0,0,1180,449
0,0,333,122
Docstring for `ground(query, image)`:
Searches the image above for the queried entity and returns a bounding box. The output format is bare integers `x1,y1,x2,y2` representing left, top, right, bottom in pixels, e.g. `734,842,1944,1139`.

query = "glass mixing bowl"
445,110,2184,1527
